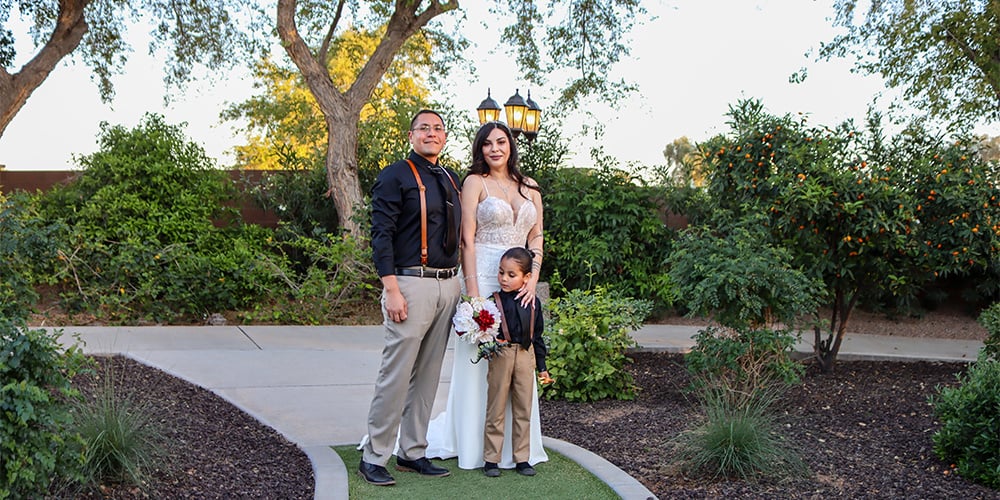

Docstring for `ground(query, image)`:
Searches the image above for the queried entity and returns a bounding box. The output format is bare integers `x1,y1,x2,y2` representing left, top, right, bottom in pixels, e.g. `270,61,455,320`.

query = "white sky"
1,0,996,170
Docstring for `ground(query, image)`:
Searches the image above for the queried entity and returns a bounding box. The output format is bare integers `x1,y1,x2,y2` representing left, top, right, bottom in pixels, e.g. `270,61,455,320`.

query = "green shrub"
241,232,380,325
540,287,652,402
0,193,64,320
670,384,807,481
930,353,1000,489
669,216,821,330
0,319,87,498
36,113,280,323
685,326,804,397
239,155,339,238
535,150,675,309
976,302,1000,360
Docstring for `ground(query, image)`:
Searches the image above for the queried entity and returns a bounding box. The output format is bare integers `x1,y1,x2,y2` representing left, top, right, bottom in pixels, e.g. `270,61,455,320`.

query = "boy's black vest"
493,291,535,350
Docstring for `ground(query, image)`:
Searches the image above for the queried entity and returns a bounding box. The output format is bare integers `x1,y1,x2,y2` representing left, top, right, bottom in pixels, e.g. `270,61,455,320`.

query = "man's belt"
395,267,459,279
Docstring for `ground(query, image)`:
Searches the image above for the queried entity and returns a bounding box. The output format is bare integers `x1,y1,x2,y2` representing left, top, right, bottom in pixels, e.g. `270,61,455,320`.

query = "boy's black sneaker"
483,461,501,477
516,462,536,476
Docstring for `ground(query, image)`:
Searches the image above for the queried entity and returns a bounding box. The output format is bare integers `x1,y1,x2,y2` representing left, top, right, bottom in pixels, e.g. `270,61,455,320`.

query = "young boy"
483,247,550,477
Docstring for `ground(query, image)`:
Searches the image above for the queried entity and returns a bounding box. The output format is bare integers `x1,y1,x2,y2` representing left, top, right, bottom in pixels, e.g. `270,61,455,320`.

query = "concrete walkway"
52,324,984,500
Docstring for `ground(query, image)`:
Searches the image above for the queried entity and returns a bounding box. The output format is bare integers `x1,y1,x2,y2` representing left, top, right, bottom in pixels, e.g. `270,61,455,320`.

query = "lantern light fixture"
476,88,542,144
476,88,502,125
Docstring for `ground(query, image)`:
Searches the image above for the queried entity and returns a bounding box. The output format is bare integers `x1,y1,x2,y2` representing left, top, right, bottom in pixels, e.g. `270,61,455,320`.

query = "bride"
425,121,548,469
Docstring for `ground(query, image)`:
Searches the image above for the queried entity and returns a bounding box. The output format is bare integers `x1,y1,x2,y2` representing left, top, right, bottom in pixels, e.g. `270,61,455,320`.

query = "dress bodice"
474,195,537,248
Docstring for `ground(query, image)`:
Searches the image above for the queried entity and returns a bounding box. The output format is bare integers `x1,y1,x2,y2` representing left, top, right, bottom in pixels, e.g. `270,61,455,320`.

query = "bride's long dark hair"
468,121,538,199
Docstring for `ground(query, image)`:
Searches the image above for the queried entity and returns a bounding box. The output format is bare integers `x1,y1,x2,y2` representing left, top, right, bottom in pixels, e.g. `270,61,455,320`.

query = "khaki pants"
484,344,535,464
362,275,461,466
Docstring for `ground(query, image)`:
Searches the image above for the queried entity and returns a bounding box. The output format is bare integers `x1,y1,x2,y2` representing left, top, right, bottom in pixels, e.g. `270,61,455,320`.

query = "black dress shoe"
395,456,451,477
483,461,501,477
516,461,536,476
358,460,396,485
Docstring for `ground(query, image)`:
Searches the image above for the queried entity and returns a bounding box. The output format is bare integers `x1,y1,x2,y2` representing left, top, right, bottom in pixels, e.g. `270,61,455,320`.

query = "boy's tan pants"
484,344,535,464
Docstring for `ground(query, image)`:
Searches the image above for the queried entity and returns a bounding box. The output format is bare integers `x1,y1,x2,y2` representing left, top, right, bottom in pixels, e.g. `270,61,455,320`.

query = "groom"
359,109,463,486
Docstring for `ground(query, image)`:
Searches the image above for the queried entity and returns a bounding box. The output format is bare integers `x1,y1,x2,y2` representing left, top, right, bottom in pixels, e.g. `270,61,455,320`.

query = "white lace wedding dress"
425,186,549,469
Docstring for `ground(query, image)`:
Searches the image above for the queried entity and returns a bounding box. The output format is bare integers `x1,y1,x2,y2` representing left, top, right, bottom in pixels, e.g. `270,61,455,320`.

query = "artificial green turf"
333,445,620,499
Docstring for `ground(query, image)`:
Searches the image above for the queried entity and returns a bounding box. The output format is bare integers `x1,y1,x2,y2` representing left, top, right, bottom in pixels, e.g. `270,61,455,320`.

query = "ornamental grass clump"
71,358,164,490
669,382,808,482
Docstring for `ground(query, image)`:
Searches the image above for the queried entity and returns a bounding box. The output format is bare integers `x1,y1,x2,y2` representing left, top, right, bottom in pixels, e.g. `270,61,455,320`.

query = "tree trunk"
0,0,90,137
276,0,458,236
813,289,858,373
324,107,362,235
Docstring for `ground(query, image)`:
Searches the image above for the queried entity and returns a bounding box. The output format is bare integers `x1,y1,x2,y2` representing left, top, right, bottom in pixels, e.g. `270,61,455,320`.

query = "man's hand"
381,276,408,323
384,288,407,322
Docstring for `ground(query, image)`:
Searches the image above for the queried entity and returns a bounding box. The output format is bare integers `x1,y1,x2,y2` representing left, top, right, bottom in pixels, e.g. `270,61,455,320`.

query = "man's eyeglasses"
412,125,446,134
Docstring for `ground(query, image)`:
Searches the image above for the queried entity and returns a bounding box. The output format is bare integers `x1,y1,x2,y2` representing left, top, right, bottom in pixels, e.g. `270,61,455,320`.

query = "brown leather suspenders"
405,159,459,266
493,291,535,343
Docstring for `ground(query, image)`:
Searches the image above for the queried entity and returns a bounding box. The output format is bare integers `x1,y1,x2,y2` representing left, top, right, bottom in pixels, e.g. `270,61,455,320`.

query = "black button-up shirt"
495,290,548,373
370,151,462,277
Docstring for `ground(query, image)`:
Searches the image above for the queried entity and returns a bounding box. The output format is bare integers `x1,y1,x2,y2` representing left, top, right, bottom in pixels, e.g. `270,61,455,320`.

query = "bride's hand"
516,282,536,307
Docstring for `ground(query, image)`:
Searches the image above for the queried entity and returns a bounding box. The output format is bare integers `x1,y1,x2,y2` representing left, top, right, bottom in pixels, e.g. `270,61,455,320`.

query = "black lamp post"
476,88,542,144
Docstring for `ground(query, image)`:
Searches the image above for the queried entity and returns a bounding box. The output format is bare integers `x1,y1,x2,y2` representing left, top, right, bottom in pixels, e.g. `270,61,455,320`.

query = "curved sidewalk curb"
543,436,657,500
302,445,348,500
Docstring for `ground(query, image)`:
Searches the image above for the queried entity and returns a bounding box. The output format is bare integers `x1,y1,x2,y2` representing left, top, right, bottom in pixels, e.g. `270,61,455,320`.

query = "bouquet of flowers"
452,295,508,363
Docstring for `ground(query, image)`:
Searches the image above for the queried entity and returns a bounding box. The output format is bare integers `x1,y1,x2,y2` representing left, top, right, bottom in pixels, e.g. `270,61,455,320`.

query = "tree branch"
317,0,347,66
0,0,90,136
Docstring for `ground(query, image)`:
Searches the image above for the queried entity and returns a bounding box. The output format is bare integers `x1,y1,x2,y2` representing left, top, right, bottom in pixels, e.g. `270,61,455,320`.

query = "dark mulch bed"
541,351,998,499
55,352,999,499
58,356,314,499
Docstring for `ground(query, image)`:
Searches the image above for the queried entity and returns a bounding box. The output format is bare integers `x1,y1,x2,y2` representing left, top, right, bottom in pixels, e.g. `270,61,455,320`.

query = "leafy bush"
238,152,339,238
669,216,821,330
670,384,807,481
0,193,64,320
534,150,675,309
976,302,1000,360
930,354,1000,488
685,326,804,396
241,233,380,325
36,113,279,323
0,319,87,498
540,287,652,402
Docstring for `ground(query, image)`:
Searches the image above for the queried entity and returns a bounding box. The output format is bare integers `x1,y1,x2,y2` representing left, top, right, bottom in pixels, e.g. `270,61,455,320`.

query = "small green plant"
930,353,1000,489
669,384,808,481
976,302,1000,360
685,326,805,397
540,287,652,402
72,358,164,489
1,318,87,499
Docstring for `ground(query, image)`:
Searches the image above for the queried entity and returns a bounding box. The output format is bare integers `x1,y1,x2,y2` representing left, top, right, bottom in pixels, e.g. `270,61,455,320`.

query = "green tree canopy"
274,0,648,234
820,0,1000,126
0,0,266,136
223,26,434,175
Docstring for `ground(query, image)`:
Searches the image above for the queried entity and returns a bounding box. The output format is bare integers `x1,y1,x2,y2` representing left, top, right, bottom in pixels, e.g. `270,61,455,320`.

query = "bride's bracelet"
463,275,477,282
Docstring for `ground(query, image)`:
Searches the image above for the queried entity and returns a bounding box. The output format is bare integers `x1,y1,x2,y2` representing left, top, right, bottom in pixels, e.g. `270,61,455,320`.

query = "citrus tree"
699,100,997,372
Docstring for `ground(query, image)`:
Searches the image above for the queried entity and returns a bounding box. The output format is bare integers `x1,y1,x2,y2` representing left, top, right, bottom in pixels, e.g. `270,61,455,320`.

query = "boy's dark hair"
501,247,534,275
